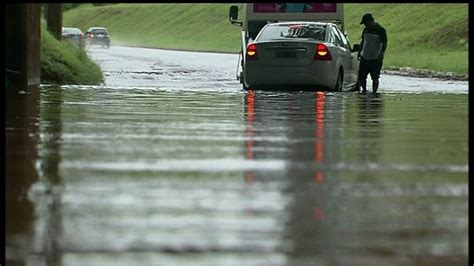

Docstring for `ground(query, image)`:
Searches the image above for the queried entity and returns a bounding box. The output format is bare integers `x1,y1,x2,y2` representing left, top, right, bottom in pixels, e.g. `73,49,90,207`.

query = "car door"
332,27,357,88
335,27,359,86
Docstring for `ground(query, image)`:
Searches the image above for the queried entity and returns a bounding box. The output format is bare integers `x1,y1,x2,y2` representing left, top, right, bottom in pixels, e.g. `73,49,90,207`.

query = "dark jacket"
359,23,387,61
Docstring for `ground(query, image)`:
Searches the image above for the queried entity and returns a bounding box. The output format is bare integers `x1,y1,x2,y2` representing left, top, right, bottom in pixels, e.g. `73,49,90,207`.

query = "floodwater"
6,47,468,266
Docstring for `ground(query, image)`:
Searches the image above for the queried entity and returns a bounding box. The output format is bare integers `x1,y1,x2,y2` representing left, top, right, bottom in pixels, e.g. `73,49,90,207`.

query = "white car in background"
62,27,86,49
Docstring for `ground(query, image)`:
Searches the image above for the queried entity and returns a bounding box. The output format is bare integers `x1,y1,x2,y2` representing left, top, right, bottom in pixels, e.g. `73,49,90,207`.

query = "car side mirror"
229,5,242,26
352,44,361,52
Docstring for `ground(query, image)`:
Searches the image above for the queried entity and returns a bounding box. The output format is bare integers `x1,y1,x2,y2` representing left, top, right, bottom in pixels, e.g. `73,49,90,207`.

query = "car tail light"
246,44,257,59
314,44,332,60
88,33,94,38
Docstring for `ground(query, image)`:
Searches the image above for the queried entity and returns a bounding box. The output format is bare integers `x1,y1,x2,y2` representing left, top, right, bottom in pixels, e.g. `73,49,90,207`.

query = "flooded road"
6,46,468,266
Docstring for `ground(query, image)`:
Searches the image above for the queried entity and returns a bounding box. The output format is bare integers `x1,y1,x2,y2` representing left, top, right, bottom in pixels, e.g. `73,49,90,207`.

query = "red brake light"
247,44,257,57
314,44,332,60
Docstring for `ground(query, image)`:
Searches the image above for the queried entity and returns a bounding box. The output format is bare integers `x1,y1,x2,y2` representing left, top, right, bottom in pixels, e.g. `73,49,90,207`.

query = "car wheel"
243,82,251,91
334,70,343,92
351,78,360,92
241,73,251,90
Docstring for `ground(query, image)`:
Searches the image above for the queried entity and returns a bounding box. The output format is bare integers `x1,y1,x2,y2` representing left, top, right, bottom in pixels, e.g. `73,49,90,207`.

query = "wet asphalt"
5,46,468,266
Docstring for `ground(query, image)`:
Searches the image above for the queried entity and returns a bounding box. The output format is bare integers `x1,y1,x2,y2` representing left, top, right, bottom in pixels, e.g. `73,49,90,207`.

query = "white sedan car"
243,22,360,91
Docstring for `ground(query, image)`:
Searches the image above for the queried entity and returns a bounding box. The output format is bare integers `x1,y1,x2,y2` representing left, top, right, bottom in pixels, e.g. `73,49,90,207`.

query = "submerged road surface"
6,46,468,266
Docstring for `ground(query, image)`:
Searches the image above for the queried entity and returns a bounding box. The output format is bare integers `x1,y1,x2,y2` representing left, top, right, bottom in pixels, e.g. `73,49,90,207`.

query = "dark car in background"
62,27,86,49
86,27,111,48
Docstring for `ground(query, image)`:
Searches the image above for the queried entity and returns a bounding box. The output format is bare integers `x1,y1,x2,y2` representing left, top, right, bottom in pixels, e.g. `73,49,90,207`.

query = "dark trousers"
359,57,383,81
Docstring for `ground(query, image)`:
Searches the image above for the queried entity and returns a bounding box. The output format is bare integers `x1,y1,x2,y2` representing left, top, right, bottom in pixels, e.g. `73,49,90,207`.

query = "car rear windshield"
91,29,108,34
257,24,327,42
63,28,82,35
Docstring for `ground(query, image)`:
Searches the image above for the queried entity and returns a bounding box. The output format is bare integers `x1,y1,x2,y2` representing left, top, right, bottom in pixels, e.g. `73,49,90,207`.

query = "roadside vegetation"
63,3,468,75
41,20,103,85
344,4,468,75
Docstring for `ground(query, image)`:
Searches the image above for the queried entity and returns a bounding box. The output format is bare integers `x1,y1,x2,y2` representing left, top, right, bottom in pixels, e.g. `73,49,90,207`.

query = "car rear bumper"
87,38,110,45
64,38,85,49
244,60,338,90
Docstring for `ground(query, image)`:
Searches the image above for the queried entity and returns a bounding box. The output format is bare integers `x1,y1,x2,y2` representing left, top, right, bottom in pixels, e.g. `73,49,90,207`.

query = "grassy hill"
63,3,468,75
41,20,103,85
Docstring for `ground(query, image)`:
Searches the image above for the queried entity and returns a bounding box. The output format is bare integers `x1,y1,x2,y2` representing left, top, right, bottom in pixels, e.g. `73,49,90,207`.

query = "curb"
382,67,468,81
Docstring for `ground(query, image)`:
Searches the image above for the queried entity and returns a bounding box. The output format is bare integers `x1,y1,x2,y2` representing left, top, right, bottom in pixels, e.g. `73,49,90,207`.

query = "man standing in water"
357,13,387,93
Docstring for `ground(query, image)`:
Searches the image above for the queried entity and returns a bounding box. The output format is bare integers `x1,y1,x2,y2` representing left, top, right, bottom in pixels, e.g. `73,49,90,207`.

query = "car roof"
266,21,336,27
62,27,83,33
87,27,108,30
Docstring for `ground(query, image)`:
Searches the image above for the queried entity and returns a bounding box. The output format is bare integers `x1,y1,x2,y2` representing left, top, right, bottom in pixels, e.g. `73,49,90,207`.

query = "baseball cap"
360,13,374,24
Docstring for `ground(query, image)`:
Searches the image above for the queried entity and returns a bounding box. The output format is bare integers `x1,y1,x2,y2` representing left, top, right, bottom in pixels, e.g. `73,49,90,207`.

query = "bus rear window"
253,3,337,13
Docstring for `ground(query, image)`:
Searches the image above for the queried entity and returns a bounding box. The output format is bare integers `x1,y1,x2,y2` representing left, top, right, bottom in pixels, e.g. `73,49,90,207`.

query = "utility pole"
45,3,62,40
5,4,41,87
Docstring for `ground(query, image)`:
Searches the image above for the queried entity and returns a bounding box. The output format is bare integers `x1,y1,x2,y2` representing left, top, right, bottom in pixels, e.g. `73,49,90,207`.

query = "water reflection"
6,87,40,265
244,90,345,263
243,90,467,265
282,91,343,264
244,90,256,185
6,86,64,265
33,86,64,265
6,85,467,265
356,94,384,163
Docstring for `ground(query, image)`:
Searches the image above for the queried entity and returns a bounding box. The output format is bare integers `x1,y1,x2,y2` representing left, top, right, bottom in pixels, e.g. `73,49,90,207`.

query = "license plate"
276,51,297,58
97,35,104,38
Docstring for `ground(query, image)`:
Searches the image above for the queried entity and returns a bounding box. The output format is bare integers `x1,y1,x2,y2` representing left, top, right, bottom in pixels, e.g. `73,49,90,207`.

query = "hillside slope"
64,3,468,75
41,24,104,85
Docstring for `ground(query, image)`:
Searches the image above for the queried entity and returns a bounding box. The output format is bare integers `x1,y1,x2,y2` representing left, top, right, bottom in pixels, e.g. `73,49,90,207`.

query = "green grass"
344,4,468,74
64,4,241,53
64,3,468,75
41,21,104,85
